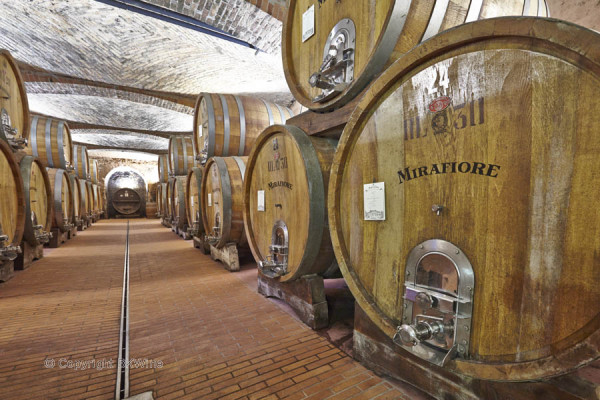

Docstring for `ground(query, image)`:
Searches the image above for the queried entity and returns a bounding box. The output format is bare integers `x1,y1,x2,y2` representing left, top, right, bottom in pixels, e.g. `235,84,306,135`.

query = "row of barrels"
159,17,600,385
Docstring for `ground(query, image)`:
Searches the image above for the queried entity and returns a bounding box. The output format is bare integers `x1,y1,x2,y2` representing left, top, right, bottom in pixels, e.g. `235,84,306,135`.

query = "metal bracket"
33,224,52,244
0,108,26,150
0,228,21,261
309,18,355,103
187,221,200,237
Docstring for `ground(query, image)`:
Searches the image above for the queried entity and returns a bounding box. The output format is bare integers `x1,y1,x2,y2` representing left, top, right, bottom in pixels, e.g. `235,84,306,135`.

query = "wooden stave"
0,50,30,147
201,156,247,248
46,168,73,232
185,167,204,235
26,115,73,170
19,156,52,246
282,0,549,112
327,17,600,381
168,136,194,176
243,125,338,282
72,144,89,180
112,188,142,215
158,154,169,183
171,175,188,229
0,139,25,249
192,93,294,164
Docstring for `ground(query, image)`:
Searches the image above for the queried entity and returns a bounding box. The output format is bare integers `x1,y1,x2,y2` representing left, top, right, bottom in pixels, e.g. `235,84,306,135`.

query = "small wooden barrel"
146,202,157,218
0,140,25,256
46,168,73,232
19,156,52,246
243,125,338,282
77,179,90,221
66,173,83,227
193,93,294,165
168,136,194,176
89,159,98,184
185,167,204,236
283,0,549,112
0,50,30,149
171,175,188,230
158,154,169,183
329,18,600,382
112,188,142,215
72,144,90,180
26,115,73,170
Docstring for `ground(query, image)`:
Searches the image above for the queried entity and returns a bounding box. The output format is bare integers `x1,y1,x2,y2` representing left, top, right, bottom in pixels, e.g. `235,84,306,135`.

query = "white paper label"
364,182,385,221
302,5,315,42
257,190,265,211
208,193,212,207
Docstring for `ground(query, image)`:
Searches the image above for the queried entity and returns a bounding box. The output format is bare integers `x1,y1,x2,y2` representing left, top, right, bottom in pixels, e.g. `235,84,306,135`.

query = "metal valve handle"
394,320,445,347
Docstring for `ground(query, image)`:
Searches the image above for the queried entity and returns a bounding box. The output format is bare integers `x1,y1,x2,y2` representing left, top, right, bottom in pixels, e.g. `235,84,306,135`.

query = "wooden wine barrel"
158,154,169,183
98,186,105,217
168,136,194,176
112,188,142,215
283,0,549,112
193,93,294,165
165,177,174,221
146,202,157,218
46,168,73,232
72,144,90,180
201,157,247,248
329,18,600,382
86,181,95,219
185,167,204,236
171,175,188,230
0,140,25,258
92,184,100,217
26,115,73,170
156,183,166,217
89,159,98,184
66,173,83,227
19,156,52,246
77,179,90,221
243,125,338,282
0,50,30,149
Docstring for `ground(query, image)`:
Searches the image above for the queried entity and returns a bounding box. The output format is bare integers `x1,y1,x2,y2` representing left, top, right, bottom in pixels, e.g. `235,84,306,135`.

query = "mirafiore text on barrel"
398,162,501,184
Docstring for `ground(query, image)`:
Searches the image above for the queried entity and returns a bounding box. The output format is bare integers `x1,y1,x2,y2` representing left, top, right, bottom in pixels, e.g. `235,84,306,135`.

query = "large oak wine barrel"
158,154,169,183
77,179,90,222
26,115,73,170
89,159,98,184
0,50,29,150
92,184,100,217
0,140,25,260
170,175,188,230
73,144,90,180
156,183,166,217
201,157,247,248
86,181,95,219
19,156,52,246
329,18,600,382
112,188,142,215
66,173,83,228
283,0,549,112
46,168,73,232
243,125,338,282
165,177,174,221
185,167,204,237
193,93,294,165
168,136,194,176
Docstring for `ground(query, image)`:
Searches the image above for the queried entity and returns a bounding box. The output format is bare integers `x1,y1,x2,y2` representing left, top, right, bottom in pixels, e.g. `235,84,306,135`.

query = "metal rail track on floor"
115,221,130,400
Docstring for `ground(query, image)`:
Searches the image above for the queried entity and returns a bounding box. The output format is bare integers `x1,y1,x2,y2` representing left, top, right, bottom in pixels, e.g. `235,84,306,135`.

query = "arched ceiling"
0,0,290,159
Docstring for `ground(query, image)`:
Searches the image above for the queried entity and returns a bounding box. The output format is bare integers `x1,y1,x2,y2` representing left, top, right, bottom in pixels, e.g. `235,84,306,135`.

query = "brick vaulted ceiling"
0,0,598,162
0,0,290,160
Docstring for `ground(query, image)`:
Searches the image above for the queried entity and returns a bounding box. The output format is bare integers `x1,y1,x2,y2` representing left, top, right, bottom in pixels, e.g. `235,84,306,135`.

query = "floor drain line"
116,220,130,400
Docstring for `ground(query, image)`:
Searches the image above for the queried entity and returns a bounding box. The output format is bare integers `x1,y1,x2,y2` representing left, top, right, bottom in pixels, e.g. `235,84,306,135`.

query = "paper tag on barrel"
302,5,315,42
257,190,265,211
364,182,385,221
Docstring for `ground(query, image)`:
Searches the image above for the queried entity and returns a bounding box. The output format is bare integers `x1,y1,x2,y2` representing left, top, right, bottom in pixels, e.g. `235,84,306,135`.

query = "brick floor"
0,219,410,399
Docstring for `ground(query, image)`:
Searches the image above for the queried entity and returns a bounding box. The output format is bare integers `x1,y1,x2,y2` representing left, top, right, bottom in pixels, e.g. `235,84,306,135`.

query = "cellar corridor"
0,220,412,400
